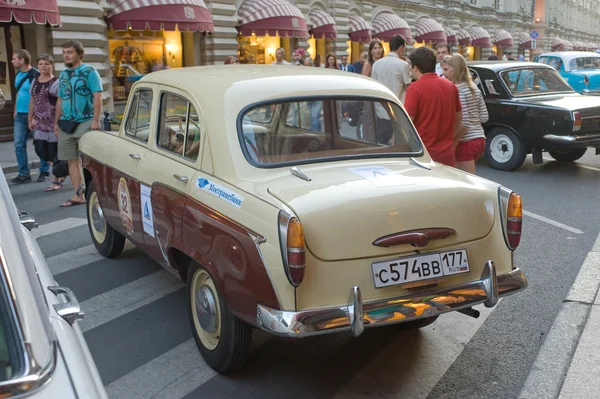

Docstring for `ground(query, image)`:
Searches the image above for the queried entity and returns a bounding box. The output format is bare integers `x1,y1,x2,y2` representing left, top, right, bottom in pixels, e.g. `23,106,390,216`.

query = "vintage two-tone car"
534,51,600,95
79,65,528,372
0,171,108,398
468,61,600,171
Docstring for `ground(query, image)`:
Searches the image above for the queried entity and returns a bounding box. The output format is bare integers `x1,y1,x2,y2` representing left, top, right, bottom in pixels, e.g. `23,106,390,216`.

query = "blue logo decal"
197,178,209,188
144,202,151,219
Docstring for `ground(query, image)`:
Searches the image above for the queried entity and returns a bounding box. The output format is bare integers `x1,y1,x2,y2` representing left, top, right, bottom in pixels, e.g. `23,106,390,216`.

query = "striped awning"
563,40,573,50
445,27,458,45
551,37,565,51
456,28,471,46
469,26,492,48
308,9,336,39
573,41,585,50
0,0,59,25
372,13,412,43
348,14,372,43
414,18,446,44
107,0,213,32
237,0,308,38
514,32,532,49
493,29,513,48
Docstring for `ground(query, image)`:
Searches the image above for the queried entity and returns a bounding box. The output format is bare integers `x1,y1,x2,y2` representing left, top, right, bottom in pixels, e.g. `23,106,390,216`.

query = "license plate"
371,249,470,289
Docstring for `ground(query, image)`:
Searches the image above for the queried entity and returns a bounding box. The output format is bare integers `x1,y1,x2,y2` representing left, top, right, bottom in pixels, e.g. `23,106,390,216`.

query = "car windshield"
500,68,574,97
239,97,423,166
569,56,600,70
0,260,23,382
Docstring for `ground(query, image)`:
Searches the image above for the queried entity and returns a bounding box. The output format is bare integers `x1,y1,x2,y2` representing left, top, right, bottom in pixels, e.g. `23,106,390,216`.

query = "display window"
237,34,298,64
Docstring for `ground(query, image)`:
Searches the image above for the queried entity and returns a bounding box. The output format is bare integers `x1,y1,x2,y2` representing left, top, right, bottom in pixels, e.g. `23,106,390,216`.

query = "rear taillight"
278,211,306,286
573,111,582,132
499,187,522,251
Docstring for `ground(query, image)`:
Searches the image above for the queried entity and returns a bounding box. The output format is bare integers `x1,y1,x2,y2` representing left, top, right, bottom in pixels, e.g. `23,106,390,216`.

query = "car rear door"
137,86,204,272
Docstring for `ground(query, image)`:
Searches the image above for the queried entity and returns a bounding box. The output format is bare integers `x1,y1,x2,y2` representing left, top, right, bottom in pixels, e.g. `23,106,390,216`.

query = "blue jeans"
14,113,49,176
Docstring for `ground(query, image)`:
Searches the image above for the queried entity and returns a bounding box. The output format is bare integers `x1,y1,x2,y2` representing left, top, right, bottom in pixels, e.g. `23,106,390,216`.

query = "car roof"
467,61,554,72
538,51,600,59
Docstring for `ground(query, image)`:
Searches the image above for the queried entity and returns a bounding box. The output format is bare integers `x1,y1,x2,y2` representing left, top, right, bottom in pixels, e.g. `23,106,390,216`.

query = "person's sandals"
59,197,86,207
45,181,62,192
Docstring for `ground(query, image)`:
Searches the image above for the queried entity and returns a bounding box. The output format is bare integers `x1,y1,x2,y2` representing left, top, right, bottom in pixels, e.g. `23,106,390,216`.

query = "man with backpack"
10,49,50,184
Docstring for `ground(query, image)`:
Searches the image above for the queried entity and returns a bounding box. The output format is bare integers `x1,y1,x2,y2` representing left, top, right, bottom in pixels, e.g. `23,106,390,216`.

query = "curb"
2,160,41,175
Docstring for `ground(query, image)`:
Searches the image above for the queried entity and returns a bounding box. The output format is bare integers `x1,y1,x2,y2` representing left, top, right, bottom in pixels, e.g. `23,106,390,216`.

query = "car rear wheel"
548,148,587,162
187,263,252,373
86,181,126,258
485,129,527,171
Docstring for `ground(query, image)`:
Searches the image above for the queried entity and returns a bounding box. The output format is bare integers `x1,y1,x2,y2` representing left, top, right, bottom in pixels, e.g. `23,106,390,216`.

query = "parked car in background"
468,61,600,171
534,51,600,95
79,65,528,372
0,171,108,398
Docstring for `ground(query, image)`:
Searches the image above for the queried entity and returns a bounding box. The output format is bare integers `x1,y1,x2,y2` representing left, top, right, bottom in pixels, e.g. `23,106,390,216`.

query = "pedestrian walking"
28,54,64,191
404,47,462,167
352,52,367,74
435,43,452,76
10,49,50,184
272,48,290,65
338,54,355,72
371,34,412,103
55,40,103,207
361,39,385,77
442,54,489,174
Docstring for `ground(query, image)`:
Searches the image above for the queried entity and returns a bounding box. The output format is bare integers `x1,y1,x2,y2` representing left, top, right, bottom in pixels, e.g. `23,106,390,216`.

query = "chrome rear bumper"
543,133,600,146
256,261,527,338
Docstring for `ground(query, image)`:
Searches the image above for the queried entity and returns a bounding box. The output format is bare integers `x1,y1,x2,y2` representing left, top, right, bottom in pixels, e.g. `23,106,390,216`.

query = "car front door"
137,87,203,272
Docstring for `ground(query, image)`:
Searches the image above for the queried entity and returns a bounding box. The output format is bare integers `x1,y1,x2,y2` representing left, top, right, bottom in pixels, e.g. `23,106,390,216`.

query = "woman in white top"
442,54,489,174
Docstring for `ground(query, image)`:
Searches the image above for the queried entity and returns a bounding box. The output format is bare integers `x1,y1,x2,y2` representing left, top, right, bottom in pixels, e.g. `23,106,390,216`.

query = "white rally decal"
347,166,412,188
196,177,245,208
140,184,155,237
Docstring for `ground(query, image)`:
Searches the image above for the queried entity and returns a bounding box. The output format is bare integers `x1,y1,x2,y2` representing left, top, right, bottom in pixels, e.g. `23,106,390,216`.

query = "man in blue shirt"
10,49,49,184
338,55,355,72
54,40,103,207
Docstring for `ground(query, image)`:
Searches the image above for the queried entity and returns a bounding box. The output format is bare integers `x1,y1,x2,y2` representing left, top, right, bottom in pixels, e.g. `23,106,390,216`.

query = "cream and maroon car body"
79,65,528,373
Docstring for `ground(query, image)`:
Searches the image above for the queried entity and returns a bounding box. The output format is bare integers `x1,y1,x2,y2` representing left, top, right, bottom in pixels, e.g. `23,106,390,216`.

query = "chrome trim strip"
256,263,527,338
543,133,600,143
290,167,312,181
409,157,431,170
248,231,284,310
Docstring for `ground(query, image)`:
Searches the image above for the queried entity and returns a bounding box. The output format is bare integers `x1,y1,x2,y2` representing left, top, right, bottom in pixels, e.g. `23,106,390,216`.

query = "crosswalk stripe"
46,240,137,276
333,303,497,399
33,217,88,238
79,269,183,333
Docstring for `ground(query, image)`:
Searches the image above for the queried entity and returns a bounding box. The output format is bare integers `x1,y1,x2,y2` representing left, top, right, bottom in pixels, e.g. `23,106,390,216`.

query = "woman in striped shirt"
442,54,489,173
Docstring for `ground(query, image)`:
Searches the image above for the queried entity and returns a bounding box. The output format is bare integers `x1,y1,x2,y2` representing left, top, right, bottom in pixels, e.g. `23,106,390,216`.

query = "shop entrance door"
0,24,24,142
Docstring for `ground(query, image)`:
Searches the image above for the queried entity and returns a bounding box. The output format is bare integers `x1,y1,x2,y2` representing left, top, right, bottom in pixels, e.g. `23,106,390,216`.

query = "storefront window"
109,28,182,101
237,34,298,64
307,36,333,65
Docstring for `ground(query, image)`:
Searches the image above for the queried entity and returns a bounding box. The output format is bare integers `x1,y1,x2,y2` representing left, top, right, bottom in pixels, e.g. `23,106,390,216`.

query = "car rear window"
238,97,423,167
500,67,574,96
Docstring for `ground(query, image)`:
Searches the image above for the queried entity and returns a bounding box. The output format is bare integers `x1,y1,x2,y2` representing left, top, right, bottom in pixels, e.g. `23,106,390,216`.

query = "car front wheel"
86,181,126,258
485,128,528,171
187,263,252,373
548,148,587,162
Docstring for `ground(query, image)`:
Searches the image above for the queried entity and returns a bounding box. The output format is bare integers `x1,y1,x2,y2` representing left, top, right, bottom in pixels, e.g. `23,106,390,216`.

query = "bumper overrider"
257,261,527,338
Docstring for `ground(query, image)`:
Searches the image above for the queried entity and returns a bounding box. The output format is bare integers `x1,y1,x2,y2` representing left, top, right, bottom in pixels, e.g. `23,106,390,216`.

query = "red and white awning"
348,14,372,43
237,0,308,38
445,27,458,45
0,0,59,25
414,18,447,44
563,40,573,50
456,28,471,46
551,37,565,51
493,29,513,48
308,9,336,39
514,32,532,49
107,0,214,32
572,41,585,50
470,26,492,48
372,13,412,43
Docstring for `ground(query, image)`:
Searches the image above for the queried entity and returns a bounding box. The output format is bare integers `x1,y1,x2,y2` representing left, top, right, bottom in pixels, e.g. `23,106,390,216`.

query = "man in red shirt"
404,47,462,167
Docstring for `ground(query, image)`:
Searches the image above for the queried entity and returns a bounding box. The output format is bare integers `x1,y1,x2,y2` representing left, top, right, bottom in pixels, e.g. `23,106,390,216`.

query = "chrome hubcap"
195,285,217,333
91,202,105,234
490,134,514,163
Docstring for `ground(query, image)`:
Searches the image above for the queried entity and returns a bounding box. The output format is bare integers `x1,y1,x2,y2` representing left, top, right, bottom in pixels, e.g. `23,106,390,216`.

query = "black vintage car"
467,61,600,171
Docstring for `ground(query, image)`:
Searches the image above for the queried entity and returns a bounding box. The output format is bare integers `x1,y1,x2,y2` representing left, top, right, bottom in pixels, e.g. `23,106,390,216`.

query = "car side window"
284,101,325,133
548,57,563,71
124,89,152,143
157,92,201,161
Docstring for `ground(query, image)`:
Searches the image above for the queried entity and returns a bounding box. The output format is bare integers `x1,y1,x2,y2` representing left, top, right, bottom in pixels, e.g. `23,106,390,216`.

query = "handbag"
58,119,80,134
52,157,70,178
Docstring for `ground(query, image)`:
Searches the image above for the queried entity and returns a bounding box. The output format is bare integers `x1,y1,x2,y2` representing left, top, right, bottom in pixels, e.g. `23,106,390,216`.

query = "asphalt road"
6,148,600,399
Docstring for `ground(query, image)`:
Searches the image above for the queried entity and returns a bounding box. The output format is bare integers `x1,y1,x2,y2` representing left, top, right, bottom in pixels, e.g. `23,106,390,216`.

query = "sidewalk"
0,138,42,175
520,232,600,399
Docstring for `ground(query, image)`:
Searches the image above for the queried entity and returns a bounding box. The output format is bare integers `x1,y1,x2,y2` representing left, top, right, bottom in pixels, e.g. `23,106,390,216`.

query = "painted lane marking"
79,269,182,333
333,303,497,399
523,210,584,235
33,217,88,238
46,240,137,276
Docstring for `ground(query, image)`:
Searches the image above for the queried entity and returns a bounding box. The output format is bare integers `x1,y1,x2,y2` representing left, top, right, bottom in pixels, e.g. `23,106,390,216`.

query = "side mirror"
18,210,38,231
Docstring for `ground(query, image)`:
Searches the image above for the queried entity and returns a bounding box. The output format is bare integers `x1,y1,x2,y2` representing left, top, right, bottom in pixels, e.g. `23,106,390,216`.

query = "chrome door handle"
48,286,84,325
173,174,189,183
129,153,141,160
